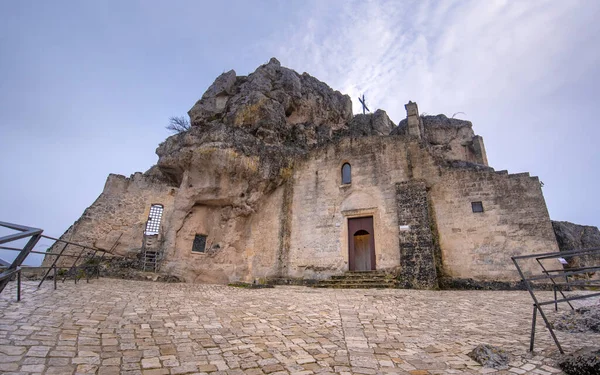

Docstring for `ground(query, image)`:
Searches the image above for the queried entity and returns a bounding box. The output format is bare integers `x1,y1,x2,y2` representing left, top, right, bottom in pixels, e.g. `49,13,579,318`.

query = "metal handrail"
0,221,43,294
0,220,124,301
512,247,600,354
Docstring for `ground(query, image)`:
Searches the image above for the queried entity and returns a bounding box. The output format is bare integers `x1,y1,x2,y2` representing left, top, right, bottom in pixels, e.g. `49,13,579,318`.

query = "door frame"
348,216,376,271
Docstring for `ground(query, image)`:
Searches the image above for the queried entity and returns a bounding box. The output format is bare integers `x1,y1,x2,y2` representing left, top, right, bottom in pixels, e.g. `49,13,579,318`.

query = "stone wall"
395,180,438,289
42,172,177,268
429,168,558,281
284,134,555,283
287,136,413,279
44,133,557,285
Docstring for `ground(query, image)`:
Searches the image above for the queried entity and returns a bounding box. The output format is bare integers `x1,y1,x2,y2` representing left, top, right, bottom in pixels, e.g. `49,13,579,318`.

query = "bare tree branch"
166,116,191,134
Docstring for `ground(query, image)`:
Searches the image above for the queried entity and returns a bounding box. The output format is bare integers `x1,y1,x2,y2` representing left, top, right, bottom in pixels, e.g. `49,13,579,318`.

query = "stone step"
313,271,398,289
313,283,397,289
319,278,395,285
331,274,389,280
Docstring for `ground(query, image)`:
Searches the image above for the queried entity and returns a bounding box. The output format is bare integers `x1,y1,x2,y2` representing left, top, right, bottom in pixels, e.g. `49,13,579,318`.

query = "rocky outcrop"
188,57,352,146
552,221,600,251
552,221,600,275
392,114,486,165
559,347,600,375
554,305,600,333
467,344,509,369
343,109,395,137
393,114,472,135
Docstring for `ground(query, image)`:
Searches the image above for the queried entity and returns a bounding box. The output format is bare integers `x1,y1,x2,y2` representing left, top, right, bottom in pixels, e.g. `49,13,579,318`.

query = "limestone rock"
554,305,600,333
558,347,600,375
392,114,486,164
345,109,396,136
467,344,509,369
552,221,600,251
187,57,353,145
552,221,600,276
188,70,237,124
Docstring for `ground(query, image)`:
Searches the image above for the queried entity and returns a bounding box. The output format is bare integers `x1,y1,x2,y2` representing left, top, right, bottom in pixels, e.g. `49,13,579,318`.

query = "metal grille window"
342,163,351,184
145,204,164,234
471,201,484,213
192,234,207,253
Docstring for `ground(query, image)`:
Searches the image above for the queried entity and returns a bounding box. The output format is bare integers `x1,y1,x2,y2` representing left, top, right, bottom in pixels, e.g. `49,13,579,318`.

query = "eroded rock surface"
188,57,352,145
467,344,509,369
554,305,600,333
552,221,600,276
392,114,486,164
344,109,396,136
559,347,600,375
553,221,600,251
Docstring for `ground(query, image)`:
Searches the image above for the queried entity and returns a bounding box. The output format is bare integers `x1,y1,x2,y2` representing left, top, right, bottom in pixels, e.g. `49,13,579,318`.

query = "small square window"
192,234,207,253
471,201,484,213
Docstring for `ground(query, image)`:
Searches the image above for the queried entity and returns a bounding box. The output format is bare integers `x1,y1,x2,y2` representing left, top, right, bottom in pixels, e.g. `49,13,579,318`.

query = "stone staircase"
313,270,398,289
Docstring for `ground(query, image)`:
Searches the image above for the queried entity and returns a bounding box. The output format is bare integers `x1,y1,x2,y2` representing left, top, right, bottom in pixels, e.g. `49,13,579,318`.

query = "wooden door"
348,216,376,271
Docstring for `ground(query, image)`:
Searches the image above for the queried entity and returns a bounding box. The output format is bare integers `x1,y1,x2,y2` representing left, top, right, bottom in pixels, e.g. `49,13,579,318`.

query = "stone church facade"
44,58,559,288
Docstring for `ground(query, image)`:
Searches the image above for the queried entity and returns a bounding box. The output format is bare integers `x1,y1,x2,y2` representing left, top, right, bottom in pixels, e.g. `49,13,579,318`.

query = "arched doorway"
348,217,376,271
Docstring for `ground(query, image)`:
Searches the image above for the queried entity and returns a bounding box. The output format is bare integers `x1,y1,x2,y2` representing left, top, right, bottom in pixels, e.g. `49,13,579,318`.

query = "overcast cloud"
1,0,599,265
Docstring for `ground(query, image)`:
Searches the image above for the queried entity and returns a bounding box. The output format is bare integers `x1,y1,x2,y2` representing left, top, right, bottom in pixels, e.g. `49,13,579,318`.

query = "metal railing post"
38,242,69,288
17,268,21,302
63,246,86,283
530,304,537,352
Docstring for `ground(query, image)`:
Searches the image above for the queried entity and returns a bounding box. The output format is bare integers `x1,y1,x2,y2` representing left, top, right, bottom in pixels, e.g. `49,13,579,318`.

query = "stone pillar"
396,180,438,289
405,101,423,139
472,135,489,166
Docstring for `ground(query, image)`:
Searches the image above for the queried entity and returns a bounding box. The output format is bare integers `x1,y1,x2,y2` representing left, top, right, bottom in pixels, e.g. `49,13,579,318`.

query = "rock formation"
467,344,509,369
559,347,600,375
552,221,600,276
552,221,600,251
155,57,396,223
43,58,575,286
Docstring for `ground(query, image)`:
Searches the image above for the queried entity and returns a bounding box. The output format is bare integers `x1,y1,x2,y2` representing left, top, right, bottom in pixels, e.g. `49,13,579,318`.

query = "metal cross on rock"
358,94,370,115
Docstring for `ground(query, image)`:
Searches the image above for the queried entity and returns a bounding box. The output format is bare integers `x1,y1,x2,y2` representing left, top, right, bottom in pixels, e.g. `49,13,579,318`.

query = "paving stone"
46,365,76,374
25,345,49,357
0,362,19,372
20,363,46,372
141,357,162,369
0,345,26,356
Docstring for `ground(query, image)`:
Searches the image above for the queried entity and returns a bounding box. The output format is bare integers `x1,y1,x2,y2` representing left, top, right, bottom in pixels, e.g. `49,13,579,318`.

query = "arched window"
145,204,164,235
341,163,351,184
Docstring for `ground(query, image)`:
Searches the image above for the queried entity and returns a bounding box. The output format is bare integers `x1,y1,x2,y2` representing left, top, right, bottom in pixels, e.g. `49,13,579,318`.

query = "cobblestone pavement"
0,279,598,375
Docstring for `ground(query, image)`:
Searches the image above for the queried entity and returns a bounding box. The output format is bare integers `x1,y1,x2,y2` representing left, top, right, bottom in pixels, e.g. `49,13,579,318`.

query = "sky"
1,0,599,265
